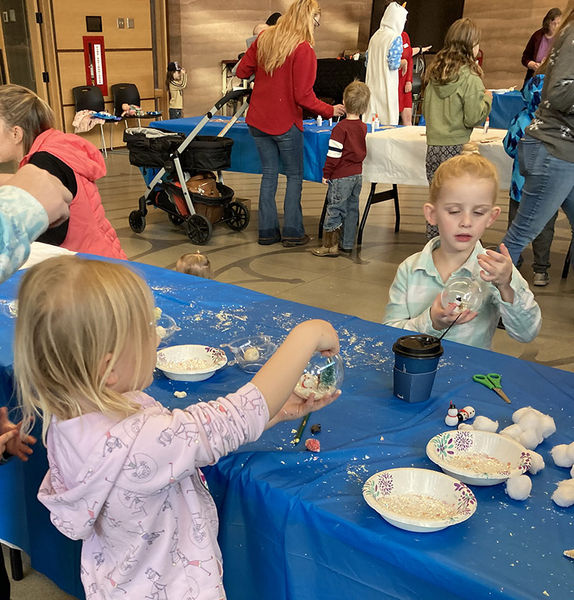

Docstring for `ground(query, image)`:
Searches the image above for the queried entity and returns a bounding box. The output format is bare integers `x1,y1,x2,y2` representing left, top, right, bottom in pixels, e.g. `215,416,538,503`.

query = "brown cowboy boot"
312,228,340,257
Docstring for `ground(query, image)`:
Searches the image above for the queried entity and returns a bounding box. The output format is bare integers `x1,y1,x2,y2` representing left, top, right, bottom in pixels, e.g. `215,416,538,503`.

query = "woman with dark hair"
521,7,562,85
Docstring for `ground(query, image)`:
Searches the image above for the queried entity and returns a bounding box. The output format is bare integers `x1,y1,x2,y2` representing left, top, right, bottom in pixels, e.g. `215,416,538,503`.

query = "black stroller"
124,88,251,245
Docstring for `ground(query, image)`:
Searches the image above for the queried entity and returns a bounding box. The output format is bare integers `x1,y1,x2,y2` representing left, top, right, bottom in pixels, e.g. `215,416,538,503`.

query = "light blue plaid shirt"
0,185,48,282
383,238,541,350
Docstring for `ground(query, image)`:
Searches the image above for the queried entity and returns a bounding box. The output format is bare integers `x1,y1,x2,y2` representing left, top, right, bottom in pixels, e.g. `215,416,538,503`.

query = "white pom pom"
528,450,545,474
505,475,532,501
519,428,543,450
472,416,499,432
512,407,536,424
457,423,474,430
567,442,574,464
571,464,574,479
539,414,556,439
517,411,542,432
500,423,522,440
551,444,574,468
551,479,574,507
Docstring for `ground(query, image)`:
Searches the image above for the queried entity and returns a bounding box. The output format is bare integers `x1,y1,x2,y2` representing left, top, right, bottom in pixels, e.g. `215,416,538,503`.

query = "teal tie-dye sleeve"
0,186,49,282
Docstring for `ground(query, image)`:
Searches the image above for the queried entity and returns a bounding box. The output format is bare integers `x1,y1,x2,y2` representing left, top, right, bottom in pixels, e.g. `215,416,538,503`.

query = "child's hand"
404,81,412,94
322,177,328,185
429,294,477,331
0,429,16,456
477,243,512,288
265,388,341,429
400,59,408,76
0,407,36,461
309,319,340,357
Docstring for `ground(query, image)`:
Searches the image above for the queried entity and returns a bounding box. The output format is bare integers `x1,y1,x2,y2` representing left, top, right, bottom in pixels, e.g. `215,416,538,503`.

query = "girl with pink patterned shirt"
14,256,340,600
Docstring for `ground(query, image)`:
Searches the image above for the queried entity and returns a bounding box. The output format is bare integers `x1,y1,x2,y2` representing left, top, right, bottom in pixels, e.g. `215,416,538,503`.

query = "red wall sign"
82,36,108,95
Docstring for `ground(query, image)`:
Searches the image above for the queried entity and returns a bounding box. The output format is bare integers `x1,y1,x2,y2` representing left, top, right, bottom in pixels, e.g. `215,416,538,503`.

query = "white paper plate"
156,344,227,381
363,467,476,532
426,430,531,486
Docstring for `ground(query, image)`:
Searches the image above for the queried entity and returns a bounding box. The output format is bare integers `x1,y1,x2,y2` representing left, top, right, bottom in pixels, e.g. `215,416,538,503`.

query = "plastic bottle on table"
316,115,323,126
373,114,380,131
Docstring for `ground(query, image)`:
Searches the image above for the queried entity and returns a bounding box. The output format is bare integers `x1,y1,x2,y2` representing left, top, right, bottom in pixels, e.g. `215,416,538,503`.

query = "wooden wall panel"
58,50,154,107
464,0,564,89
52,0,152,49
170,0,569,116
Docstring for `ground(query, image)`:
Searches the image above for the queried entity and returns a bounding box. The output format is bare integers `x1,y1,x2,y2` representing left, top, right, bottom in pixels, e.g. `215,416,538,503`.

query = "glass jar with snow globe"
440,277,483,313
294,353,344,400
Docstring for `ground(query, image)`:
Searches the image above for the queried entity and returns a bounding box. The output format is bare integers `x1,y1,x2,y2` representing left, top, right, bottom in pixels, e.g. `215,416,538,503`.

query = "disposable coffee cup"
392,335,443,403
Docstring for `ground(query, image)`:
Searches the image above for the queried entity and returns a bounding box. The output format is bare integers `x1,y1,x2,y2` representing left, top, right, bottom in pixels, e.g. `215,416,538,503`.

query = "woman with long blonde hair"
236,0,344,247
421,18,492,239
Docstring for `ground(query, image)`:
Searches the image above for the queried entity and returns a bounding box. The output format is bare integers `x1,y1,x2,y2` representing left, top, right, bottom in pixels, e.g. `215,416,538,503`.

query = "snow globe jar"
441,277,483,313
294,353,344,400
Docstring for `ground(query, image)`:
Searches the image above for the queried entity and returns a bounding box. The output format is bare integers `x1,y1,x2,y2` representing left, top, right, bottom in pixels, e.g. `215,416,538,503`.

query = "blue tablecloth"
149,116,335,183
490,91,526,130
0,261,573,599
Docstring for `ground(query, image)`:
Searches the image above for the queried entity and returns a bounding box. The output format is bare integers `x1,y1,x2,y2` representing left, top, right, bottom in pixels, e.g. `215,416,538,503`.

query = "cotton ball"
519,428,543,450
512,406,536,424
551,479,574,507
472,416,499,433
499,423,523,440
457,423,474,431
505,475,532,501
527,450,545,475
571,464,574,479
539,414,556,439
551,444,574,468
516,412,543,436
567,442,574,464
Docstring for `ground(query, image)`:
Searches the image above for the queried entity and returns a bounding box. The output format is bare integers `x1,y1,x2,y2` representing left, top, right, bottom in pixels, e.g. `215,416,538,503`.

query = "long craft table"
0,258,572,599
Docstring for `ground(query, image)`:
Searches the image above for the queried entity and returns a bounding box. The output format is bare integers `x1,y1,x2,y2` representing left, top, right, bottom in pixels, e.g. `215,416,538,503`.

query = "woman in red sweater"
236,0,344,247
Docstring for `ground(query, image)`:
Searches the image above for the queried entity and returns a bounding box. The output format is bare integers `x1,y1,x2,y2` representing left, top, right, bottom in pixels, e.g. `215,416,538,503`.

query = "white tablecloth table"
362,126,512,189
353,126,512,243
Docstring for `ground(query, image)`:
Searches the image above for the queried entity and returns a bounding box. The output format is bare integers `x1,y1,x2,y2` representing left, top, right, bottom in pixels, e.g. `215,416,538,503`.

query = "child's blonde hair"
0,84,54,155
425,18,483,86
343,81,370,116
429,153,499,205
14,256,156,442
175,252,212,278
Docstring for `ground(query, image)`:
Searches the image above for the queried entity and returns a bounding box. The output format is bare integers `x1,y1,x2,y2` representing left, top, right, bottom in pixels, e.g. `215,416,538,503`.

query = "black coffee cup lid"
392,335,444,358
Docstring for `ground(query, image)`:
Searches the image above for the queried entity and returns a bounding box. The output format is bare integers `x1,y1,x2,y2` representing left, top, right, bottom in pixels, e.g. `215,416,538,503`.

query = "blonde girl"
236,0,345,247
15,255,340,599
175,251,212,278
0,84,125,259
422,18,492,239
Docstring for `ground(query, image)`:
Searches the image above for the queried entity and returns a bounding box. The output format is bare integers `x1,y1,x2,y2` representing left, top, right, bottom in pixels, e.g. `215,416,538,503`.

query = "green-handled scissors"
472,373,511,404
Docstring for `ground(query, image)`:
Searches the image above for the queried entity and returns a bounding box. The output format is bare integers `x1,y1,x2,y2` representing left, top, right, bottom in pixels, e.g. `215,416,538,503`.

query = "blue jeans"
324,174,362,250
249,125,304,240
502,136,574,265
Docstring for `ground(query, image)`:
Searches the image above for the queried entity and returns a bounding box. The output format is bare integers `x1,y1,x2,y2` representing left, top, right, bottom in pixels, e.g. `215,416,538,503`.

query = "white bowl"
426,430,531,486
363,467,477,533
156,344,227,381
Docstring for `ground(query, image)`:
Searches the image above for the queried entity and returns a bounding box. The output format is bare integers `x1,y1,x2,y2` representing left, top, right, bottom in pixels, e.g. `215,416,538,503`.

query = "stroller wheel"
225,201,250,231
129,210,146,233
184,214,212,245
168,212,184,226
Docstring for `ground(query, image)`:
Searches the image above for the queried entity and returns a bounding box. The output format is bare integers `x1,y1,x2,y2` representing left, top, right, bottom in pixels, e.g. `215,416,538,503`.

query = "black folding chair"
72,85,110,157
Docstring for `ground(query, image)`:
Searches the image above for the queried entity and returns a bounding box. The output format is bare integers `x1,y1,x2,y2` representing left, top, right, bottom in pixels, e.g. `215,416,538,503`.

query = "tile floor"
6,149,574,598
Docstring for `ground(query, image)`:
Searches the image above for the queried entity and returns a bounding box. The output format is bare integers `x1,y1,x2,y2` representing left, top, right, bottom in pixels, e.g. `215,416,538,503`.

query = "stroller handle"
215,88,252,111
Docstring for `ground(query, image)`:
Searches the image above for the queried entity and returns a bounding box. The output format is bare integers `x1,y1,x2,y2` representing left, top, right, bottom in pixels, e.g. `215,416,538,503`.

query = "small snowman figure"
458,406,475,423
445,402,459,426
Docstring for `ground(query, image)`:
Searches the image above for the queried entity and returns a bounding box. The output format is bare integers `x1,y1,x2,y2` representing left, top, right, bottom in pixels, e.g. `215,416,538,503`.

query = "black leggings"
0,545,10,600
